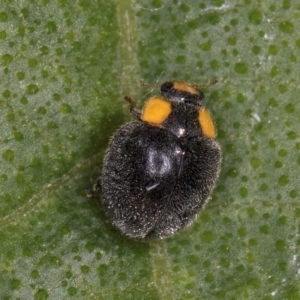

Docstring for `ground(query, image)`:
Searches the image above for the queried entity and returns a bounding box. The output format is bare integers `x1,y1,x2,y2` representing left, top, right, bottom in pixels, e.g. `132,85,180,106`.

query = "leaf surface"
1,0,300,299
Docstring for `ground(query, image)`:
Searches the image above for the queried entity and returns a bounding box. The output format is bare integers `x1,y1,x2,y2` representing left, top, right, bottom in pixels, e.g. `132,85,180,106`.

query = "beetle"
86,80,221,239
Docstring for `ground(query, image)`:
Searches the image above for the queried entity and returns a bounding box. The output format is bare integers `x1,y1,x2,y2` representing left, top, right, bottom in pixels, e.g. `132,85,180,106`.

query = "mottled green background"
1,0,300,299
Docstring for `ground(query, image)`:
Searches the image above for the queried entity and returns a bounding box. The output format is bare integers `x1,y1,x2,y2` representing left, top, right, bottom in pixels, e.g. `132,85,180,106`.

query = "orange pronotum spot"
141,97,172,126
173,81,198,95
198,108,216,138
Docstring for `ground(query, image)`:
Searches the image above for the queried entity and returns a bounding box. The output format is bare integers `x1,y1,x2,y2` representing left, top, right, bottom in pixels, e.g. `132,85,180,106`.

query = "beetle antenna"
140,83,160,88
198,80,218,89
140,70,165,89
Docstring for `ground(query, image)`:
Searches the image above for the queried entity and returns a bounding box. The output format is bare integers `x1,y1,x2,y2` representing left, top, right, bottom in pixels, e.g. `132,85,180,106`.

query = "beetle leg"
124,96,142,120
85,178,102,197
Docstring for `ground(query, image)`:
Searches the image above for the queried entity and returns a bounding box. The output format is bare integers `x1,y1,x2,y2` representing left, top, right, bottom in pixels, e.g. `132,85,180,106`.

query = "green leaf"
1,0,300,299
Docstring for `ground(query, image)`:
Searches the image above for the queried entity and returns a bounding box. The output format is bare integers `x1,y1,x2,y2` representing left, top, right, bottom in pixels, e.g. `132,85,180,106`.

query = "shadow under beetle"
86,80,221,240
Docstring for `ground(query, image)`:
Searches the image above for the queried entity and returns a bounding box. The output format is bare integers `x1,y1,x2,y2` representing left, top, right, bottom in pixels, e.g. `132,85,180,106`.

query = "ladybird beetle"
86,81,221,239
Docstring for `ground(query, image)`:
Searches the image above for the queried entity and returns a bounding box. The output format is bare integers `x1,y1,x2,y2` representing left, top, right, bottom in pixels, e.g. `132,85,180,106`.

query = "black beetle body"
87,81,221,239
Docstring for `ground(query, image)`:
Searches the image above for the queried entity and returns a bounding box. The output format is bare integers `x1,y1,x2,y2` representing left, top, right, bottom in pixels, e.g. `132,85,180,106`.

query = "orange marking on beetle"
173,81,198,95
198,108,216,138
141,97,172,126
